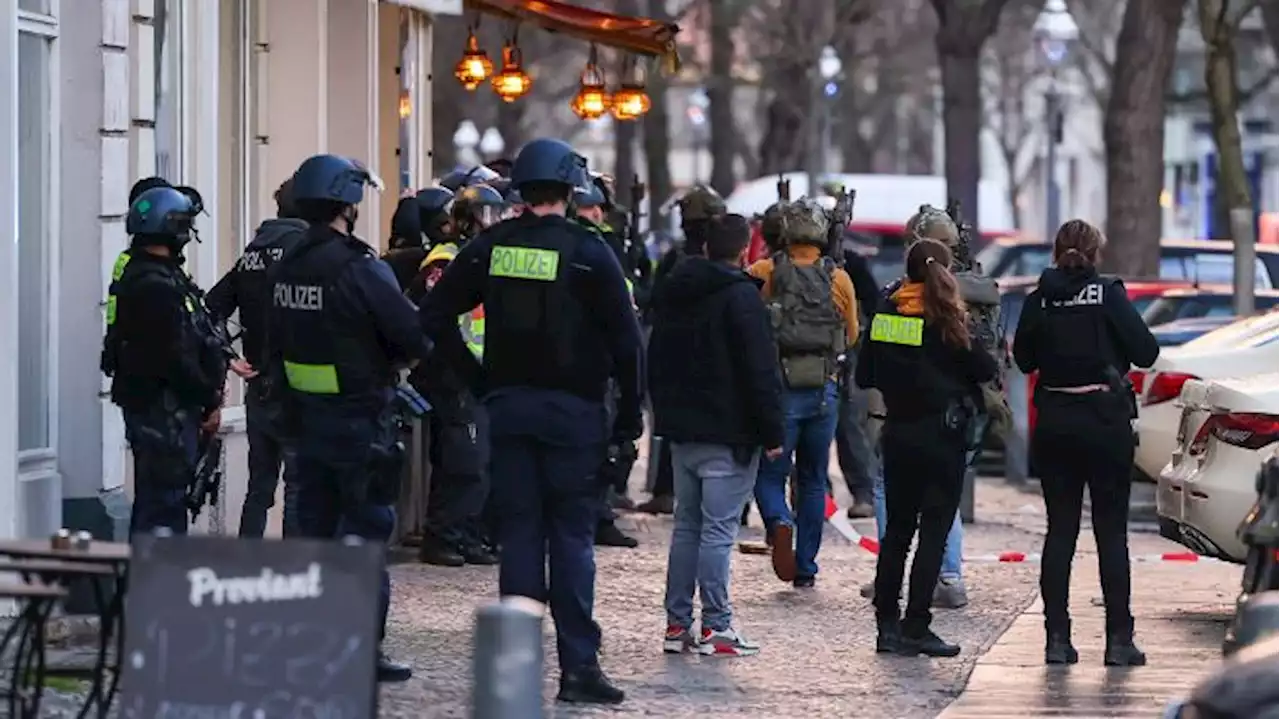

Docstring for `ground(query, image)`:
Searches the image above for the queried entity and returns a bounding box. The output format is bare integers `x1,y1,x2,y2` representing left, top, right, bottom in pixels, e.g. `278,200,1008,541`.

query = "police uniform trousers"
239,380,299,539
425,401,491,542
873,412,968,636
486,388,607,673
1033,389,1135,637
126,400,200,537
290,397,398,639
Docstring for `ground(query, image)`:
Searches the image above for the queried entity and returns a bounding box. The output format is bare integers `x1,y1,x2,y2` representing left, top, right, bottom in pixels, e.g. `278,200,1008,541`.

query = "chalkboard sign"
119,535,383,719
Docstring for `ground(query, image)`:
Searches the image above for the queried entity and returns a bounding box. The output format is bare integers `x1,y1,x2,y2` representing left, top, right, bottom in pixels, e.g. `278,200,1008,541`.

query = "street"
376,477,1240,718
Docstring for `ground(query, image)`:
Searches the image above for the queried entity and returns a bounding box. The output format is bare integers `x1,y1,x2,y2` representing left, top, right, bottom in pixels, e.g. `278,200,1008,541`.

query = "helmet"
126,187,198,242
415,186,454,214
780,197,830,246
291,154,383,205
905,204,959,246
424,242,460,267
452,183,506,233
677,185,726,222
439,165,501,192
510,138,589,190
572,182,606,208
415,186,454,243
760,201,788,247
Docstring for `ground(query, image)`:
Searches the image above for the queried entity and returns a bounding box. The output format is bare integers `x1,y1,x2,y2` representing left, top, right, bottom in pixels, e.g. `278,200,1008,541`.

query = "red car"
1014,279,1192,447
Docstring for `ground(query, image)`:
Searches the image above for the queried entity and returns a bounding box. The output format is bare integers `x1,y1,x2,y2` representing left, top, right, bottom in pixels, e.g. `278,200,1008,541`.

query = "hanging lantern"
611,55,652,121
454,27,492,91
570,45,612,121
491,39,533,102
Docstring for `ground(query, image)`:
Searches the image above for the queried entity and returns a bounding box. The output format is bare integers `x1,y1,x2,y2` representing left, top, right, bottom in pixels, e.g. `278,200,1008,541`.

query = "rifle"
776,175,791,203
185,432,223,521
628,174,649,282
944,198,978,273
828,185,857,251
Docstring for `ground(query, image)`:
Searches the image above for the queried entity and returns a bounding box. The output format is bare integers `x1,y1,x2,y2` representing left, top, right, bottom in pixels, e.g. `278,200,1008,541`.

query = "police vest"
1036,278,1119,387
231,219,307,365
270,233,390,397
482,218,592,397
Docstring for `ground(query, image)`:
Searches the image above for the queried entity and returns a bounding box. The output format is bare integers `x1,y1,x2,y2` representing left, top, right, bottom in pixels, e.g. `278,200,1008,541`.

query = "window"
154,0,185,180
1159,252,1270,287
17,30,54,452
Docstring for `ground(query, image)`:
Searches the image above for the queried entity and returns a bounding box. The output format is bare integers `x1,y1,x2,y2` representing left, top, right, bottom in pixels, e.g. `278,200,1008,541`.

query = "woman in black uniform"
1012,220,1158,666
857,238,997,657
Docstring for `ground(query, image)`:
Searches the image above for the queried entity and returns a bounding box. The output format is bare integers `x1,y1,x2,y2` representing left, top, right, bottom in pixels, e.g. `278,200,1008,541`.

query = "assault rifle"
944,198,978,273
185,432,223,522
829,185,857,245
776,175,791,202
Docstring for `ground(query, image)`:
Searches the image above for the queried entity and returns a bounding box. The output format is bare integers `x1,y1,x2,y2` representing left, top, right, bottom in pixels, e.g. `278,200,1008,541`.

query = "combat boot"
875,616,905,654
418,536,465,567
1044,620,1079,665
459,540,499,565
557,665,625,705
1103,633,1147,666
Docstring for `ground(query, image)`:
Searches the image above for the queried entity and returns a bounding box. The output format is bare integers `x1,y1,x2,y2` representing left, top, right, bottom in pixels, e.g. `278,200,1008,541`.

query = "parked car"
1150,315,1241,347
1131,312,1280,481
1142,286,1280,326
975,237,1280,288
1157,373,1280,563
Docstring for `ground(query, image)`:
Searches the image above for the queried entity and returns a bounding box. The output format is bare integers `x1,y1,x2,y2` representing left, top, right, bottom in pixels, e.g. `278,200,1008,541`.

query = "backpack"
767,252,847,389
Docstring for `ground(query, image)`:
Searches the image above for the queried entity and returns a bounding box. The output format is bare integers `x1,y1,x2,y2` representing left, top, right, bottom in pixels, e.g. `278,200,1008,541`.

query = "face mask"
342,206,359,236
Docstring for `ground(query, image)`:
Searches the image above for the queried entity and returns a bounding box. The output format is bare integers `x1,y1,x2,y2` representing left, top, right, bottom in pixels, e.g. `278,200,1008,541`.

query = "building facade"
1,0,459,542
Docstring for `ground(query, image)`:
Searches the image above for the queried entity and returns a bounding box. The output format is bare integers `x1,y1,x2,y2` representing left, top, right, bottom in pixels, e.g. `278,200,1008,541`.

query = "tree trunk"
1200,0,1253,239
495,102,526,162
1103,0,1184,276
936,47,984,229
1002,150,1023,230
613,115,637,190
707,0,738,195
642,0,674,212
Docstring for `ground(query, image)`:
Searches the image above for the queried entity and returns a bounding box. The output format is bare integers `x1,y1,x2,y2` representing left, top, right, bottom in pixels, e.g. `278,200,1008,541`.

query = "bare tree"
930,0,1016,230
1198,0,1273,239
707,0,739,194
1103,0,1185,275
982,0,1044,229
644,0,675,209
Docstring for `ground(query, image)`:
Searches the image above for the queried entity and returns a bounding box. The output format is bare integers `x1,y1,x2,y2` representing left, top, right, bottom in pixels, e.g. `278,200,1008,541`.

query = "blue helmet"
439,165,501,192
414,186,454,214
290,154,382,205
505,188,523,206
510,138,588,190
126,187,198,240
572,182,606,208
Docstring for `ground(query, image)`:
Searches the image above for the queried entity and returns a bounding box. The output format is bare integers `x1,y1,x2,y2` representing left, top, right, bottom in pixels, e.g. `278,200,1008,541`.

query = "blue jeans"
754,381,840,579
664,443,759,631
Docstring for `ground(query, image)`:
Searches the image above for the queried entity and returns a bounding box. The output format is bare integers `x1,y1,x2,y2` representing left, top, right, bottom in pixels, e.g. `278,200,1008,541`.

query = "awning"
464,0,680,70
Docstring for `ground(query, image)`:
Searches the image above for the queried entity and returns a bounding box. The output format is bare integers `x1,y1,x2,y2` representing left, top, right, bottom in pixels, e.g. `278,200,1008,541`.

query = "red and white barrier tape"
823,496,1217,565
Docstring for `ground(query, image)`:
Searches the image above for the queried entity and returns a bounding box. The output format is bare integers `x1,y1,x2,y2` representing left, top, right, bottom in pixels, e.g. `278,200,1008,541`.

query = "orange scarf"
890,281,926,316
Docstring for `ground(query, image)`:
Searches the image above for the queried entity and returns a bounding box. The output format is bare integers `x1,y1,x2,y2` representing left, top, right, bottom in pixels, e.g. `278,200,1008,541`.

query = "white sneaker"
663,624,698,654
698,627,760,657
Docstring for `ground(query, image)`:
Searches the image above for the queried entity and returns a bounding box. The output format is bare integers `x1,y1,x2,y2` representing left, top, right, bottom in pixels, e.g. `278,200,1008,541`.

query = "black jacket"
1013,267,1159,385
841,249,880,322
206,218,307,367
649,256,785,449
856,295,998,422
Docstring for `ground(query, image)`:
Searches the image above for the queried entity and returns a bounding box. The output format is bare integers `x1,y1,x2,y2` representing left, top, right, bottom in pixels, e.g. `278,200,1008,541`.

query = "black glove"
600,441,638,493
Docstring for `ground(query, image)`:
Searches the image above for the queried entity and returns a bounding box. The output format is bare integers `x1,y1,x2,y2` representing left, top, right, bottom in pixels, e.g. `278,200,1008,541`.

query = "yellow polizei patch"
489,246,559,281
870,314,924,347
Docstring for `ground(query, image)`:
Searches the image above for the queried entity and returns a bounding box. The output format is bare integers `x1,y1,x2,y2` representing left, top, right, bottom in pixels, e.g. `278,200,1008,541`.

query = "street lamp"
687,88,709,185
453,120,481,166
807,45,842,197
1034,0,1078,242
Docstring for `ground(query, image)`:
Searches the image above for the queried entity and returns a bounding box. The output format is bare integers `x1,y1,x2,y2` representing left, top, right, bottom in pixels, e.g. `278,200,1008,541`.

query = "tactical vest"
483,219,589,396
270,234,389,397
768,252,847,389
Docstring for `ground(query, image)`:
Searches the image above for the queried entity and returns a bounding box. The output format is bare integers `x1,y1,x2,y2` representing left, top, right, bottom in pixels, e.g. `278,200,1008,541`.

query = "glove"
601,441,638,492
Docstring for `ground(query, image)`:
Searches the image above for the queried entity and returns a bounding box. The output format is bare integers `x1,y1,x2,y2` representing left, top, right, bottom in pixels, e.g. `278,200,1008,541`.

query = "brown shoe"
769,523,797,582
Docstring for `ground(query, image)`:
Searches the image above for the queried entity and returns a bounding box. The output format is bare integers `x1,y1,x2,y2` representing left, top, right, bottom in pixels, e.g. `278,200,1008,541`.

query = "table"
0,579,68,718
0,539,131,719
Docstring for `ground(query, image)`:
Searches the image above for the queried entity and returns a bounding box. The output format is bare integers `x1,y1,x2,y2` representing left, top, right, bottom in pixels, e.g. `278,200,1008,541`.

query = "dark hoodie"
1012,267,1159,387
206,218,307,367
382,197,427,290
648,256,785,449
855,283,998,422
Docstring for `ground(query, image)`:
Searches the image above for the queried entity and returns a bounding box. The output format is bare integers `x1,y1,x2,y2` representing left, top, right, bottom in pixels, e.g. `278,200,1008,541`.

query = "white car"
1157,373,1279,563
1132,312,1280,481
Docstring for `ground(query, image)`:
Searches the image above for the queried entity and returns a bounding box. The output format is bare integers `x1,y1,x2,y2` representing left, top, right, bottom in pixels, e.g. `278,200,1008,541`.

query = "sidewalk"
938,533,1240,718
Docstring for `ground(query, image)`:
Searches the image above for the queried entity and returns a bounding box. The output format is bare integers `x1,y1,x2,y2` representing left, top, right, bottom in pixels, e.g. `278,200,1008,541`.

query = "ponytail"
905,238,971,349
1053,219,1104,269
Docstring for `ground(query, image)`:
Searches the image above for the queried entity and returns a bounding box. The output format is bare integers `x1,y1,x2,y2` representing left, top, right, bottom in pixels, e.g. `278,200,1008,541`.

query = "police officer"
450,183,506,242
1012,219,1158,667
103,186,228,536
858,238,997,657
206,178,307,539
439,164,502,192
419,138,643,705
503,187,525,220
267,154,427,683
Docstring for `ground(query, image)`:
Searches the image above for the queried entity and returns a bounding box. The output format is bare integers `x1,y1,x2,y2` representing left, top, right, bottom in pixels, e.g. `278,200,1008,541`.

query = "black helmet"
291,154,383,205
126,187,199,248
415,186,454,244
452,184,506,236
439,165,501,192
572,182,606,209
510,138,589,190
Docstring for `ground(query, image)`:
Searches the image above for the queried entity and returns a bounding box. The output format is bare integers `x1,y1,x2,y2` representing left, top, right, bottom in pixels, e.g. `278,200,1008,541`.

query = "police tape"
822,496,1219,565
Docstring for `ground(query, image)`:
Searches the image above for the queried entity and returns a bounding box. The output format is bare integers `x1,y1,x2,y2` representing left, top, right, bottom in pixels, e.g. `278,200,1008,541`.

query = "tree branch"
1228,0,1264,30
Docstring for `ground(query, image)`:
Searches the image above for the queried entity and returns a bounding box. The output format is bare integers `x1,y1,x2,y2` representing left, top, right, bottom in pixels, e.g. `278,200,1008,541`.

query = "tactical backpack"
767,252,847,389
